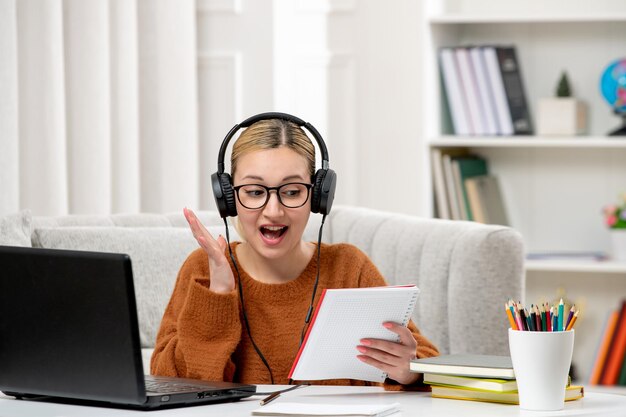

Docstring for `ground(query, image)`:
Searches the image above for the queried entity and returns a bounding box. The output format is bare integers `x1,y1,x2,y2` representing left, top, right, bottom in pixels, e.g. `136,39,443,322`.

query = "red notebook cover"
600,300,626,385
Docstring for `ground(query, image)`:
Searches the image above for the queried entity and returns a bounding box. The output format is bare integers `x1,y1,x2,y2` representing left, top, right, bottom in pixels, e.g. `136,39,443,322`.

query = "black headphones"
211,112,337,218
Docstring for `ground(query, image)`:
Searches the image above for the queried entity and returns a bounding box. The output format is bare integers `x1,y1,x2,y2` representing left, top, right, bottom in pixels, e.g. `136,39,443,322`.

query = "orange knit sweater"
151,242,439,387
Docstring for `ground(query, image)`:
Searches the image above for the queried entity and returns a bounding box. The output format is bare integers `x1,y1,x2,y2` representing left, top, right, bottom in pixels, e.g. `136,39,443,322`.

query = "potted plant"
603,194,626,261
537,71,587,136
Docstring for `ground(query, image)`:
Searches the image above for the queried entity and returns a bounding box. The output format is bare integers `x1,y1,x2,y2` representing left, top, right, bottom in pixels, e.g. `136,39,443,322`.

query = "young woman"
150,116,438,388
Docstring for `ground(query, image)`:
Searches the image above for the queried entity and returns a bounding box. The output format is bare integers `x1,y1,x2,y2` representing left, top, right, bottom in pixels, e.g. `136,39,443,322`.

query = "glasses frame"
232,182,313,210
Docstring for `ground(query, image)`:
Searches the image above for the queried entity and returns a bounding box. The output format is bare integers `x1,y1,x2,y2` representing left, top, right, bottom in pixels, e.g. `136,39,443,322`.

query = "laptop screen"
0,246,146,404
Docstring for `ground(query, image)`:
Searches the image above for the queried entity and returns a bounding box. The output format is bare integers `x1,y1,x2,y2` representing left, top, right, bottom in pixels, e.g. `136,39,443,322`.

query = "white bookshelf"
421,0,626,383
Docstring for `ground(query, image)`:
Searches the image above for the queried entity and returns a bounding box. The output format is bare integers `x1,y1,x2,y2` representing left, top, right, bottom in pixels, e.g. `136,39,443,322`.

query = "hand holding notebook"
289,285,419,382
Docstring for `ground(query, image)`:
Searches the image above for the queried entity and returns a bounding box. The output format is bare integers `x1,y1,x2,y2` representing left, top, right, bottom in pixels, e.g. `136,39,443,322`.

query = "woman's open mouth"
259,225,288,244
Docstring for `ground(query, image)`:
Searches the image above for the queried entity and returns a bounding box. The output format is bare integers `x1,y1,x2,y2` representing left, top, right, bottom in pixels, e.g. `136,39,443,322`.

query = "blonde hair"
231,119,316,178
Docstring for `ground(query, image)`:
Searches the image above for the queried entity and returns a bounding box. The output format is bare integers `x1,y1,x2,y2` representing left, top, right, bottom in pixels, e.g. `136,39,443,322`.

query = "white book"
451,159,469,220
439,48,472,135
442,154,462,220
430,148,450,220
470,47,499,135
289,285,419,383
482,46,514,136
455,47,485,135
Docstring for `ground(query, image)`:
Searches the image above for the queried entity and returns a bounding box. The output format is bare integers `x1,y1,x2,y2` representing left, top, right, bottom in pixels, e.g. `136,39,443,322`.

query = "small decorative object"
537,71,587,136
600,58,626,136
603,194,626,261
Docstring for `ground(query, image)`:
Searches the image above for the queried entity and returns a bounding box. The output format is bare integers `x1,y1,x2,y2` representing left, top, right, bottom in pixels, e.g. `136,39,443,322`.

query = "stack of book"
430,151,508,224
439,45,532,136
410,354,584,405
589,299,626,386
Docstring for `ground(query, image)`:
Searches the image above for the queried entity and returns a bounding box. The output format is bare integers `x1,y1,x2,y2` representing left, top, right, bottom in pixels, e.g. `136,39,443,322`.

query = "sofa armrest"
327,206,524,356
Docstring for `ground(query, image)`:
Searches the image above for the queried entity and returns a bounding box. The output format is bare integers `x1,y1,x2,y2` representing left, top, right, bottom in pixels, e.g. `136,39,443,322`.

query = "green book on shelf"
430,384,584,405
451,156,488,221
424,373,517,392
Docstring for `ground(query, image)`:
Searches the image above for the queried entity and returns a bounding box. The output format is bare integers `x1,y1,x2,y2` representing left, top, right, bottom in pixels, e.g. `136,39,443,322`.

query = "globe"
600,58,626,135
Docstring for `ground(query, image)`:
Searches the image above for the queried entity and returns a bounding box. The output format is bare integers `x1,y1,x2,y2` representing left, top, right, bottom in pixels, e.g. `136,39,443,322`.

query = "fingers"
184,207,218,247
356,322,419,385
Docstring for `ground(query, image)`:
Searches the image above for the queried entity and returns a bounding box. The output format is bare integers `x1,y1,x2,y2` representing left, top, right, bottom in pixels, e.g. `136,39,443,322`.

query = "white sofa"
1,206,524,374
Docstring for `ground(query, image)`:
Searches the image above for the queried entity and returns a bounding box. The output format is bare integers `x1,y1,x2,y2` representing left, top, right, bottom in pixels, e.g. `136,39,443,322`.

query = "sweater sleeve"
351,246,440,390
150,249,242,382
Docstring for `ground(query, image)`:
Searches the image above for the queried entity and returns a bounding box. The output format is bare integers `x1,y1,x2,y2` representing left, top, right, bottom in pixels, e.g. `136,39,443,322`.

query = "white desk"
2,385,626,417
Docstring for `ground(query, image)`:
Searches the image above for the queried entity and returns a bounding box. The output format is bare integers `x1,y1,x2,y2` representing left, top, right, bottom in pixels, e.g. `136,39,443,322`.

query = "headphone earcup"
311,169,336,215
211,172,238,218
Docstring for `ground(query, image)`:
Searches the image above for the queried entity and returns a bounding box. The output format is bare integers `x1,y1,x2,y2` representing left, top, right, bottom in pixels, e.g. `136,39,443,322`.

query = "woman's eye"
245,189,266,198
283,189,301,197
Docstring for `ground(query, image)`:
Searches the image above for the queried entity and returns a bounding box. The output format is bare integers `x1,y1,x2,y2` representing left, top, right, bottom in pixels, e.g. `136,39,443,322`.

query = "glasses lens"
237,184,268,209
278,183,310,208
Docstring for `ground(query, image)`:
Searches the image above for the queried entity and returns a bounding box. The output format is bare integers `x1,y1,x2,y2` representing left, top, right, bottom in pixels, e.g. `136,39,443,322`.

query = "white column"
63,0,112,214
17,0,68,215
0,0,19,215
110,0,140,213
138,0,199,213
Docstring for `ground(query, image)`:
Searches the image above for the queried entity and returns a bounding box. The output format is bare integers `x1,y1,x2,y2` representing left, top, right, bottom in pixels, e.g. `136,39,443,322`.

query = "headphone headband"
216,112,330,174
212,112,336,217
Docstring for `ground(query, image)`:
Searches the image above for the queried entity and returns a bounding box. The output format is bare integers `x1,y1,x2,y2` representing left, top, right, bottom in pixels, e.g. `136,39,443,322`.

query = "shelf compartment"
429,137,626,149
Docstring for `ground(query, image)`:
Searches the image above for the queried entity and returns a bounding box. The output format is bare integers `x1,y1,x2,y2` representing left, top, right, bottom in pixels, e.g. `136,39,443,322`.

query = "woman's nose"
263,190,284,215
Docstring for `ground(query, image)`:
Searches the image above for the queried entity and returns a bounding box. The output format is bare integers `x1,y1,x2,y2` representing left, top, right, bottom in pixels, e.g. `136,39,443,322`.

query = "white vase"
610,229,626,262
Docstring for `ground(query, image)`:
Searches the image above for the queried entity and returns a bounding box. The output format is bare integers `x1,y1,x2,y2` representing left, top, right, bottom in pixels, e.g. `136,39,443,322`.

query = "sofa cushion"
0,210,32,247
32,225,238,348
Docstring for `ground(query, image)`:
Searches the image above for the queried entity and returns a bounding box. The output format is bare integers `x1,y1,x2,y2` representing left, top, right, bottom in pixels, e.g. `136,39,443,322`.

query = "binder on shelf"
455,48,486,135
496,46,532,135
439,47,472,135
464,175,509,226
484,45,534,135
469,47,499,135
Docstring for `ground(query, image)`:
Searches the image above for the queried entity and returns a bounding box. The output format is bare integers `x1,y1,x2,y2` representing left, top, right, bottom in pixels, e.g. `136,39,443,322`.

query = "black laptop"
0,245,256,409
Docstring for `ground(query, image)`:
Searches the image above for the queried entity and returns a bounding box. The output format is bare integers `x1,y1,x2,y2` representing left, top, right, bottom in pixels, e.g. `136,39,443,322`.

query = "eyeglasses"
233,182,313,210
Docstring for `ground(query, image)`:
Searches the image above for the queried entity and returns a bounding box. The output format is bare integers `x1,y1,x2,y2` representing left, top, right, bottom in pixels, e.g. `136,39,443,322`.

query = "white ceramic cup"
508,328,575,411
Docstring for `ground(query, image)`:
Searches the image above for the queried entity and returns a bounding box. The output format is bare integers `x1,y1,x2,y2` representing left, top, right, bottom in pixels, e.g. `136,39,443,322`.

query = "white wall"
199,0,425,215
1,0,425,216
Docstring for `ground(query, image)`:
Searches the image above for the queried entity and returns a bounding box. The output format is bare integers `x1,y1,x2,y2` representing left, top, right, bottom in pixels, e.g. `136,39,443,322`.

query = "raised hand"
183,207,235,293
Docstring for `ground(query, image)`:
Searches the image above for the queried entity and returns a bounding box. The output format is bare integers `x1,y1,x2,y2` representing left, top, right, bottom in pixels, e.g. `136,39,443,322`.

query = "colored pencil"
518,303,528,331
546,304,552,332
534,304,542,332
541,305,547,332
566,310,579,331
565,305,576,331
558,298,564,331
506,302,517,330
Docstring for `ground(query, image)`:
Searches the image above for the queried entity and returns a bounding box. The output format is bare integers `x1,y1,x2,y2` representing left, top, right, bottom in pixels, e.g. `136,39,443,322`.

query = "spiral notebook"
288,285,419,382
